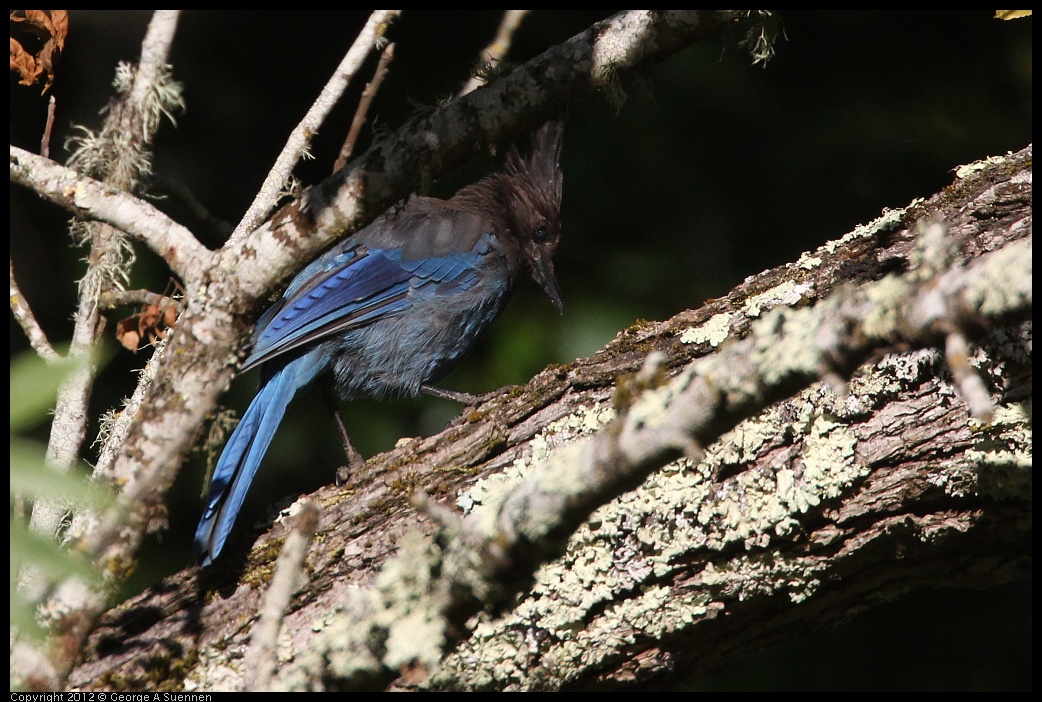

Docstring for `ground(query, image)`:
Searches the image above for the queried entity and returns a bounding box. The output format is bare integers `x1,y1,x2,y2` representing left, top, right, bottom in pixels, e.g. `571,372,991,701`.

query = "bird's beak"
529,251,564,315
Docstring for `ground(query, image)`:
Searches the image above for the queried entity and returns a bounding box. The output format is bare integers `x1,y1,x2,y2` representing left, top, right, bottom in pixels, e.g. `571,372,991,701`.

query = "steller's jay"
195,121,564,566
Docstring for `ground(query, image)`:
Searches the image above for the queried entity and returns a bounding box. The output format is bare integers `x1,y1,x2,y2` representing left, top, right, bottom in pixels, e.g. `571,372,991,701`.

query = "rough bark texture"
70,145,1031,691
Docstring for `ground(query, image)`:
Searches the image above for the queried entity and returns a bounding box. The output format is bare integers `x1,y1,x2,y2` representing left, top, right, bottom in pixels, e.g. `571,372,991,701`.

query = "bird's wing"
241,238,486,372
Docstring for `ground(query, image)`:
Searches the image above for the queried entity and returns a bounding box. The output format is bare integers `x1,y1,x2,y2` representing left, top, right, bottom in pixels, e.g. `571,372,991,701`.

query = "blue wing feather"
243,242,487,371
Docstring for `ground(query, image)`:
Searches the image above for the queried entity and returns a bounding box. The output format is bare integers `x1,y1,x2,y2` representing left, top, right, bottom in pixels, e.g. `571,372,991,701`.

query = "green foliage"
10,350,113,640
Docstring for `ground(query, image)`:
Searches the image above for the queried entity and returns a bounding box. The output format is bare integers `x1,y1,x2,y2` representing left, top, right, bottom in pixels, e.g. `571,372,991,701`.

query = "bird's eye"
534,223,551,243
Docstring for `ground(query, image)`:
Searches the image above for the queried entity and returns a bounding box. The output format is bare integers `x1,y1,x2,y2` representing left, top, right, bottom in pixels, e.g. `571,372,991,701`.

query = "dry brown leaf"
9,10,68,93
115,313,142,351
115,281,184,351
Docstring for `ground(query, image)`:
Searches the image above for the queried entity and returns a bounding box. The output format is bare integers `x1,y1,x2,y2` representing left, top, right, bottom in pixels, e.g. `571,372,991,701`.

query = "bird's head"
504,120,565,314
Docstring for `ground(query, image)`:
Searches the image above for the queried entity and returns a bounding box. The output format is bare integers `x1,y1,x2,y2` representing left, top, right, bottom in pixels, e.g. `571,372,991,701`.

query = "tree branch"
228,9,400,243
9,145,208,285
69,144,1031,692
10,258,60,361
459,10,531,96
225,11,745,304
19,10,184,550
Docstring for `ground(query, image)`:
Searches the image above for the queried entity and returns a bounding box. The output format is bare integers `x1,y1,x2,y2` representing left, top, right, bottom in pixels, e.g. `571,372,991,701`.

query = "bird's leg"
322,386,364,487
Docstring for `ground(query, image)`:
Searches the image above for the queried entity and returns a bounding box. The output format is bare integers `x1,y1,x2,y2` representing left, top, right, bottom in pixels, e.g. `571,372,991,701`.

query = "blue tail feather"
194,349,326,566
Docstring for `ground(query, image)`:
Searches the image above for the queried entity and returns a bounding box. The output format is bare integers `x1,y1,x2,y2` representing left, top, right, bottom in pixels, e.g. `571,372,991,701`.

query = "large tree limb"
70,145,1031,691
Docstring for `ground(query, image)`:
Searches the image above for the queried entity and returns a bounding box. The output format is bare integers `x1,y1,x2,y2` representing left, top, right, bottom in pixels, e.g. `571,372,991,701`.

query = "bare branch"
127,10,182,137
90,337,169,483
334,42,396,173
245,501,321,692
229,9,401,243
10,258,60,362
41,95,56,158
459,10,530,96
9,146,208,284
98,288,182,312
945,331,995,421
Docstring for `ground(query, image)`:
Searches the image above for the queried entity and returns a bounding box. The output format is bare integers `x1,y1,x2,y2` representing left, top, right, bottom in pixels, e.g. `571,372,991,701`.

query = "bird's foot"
335,440,365,487
421,384,511,406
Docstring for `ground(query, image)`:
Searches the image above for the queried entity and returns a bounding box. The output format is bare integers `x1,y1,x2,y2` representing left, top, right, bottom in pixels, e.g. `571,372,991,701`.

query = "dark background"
10,11,1031,690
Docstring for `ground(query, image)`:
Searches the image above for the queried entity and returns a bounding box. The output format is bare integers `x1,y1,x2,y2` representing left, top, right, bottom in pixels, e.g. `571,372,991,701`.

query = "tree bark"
69,145,1031,691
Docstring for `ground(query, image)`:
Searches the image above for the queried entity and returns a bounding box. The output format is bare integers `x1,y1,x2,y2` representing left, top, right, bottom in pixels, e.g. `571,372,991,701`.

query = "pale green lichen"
955,154,1008,179
860,276,910,340
823,204,912,254
623,367,695,433
801,413,858,500
710,420,775,465
433,377,869,689
961,401,1033,499
699,553,823,604
285,531,449,689
459,404,616,543
680,312,733,347
692,404,857,551
186,646,245,692
742,280,813,318
753,305,824,386
384,609,446,670
796,252,823,270
965,238,1032,319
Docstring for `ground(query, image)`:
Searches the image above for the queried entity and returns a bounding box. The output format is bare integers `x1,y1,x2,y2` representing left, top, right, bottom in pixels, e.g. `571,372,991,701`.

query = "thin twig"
10,258,60,362
89,337,169,482
459,10,530,96
97,288,183,312
228,9,401,244
246,501,321,692
334,42,395,173
41,95,56,158
945,330,995,422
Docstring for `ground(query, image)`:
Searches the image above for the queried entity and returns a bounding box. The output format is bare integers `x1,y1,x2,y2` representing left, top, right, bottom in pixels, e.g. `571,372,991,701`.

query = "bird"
194,121,565,566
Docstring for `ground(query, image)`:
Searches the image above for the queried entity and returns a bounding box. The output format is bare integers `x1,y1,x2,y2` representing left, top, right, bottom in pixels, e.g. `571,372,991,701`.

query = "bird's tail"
194,349,325,566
